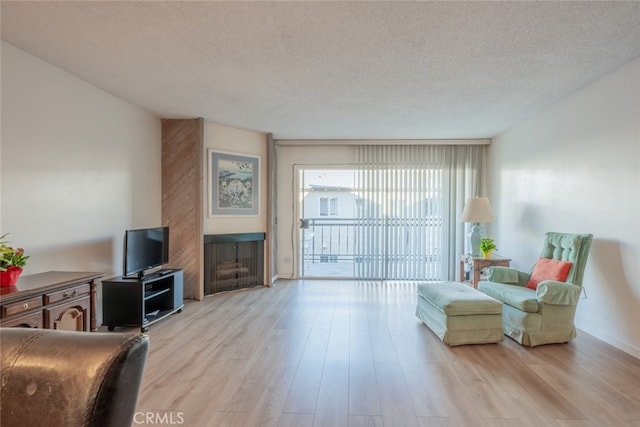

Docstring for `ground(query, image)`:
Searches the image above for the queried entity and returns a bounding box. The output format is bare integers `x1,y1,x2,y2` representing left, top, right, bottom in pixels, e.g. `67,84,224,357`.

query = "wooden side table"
459,255,511,288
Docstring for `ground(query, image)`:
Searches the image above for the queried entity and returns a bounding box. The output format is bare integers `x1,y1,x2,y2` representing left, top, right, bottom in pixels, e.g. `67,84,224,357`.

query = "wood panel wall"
161,118,204,300
266,133,277,284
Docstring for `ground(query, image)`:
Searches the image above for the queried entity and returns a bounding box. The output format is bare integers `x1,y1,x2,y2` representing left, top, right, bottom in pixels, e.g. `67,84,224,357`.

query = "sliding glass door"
354,163,443,280
297,144,485,281
298,166,444,280
299,169,358,278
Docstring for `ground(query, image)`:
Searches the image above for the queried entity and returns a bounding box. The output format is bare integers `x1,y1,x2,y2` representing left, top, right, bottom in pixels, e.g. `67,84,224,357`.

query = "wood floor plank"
282,359,325,413
527,361,640,423
277,413,315,427
399,359,462,418
313,360,350,427
243,359,299,427
446,347,525,420
325,310,350,361
301,327,331,362
416,416,463,427
349,357,382,416
132,279,640,427
348,415,384,427
194,410,252,427
375,360,419,427
369,327,398,362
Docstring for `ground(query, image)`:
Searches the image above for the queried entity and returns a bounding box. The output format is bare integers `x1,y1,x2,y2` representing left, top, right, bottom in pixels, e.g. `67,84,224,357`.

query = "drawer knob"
22,303,29,310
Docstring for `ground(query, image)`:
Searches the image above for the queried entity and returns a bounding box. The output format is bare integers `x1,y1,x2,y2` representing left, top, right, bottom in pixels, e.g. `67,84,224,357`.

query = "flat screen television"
123,227,169,278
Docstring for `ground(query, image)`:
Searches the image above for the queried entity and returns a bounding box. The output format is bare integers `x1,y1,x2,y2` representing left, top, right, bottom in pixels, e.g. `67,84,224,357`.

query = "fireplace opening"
204,233,265,295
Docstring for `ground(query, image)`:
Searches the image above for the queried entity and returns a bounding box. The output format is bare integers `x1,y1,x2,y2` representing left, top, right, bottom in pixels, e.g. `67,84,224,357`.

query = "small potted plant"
480,238,497,259
0,233,29,287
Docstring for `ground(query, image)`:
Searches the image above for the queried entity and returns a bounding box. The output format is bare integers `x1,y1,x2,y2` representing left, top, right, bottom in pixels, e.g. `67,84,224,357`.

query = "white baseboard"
579,328,640,359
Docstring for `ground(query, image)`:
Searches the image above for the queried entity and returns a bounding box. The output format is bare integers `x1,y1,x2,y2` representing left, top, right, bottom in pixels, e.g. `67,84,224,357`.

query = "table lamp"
461,196,494,257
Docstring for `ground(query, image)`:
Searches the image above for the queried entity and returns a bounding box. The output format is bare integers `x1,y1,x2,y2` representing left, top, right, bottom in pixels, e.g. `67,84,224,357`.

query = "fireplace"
204,233,265,295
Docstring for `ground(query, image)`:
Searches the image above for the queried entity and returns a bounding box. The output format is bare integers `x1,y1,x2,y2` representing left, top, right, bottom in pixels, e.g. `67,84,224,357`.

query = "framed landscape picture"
209,150,260,216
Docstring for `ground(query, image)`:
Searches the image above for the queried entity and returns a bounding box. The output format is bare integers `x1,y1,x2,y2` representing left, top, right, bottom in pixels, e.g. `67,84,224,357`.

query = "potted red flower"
0,233,29,287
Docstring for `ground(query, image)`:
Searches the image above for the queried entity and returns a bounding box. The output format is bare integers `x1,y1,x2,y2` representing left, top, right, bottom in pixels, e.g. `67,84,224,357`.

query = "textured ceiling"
2,1,640,140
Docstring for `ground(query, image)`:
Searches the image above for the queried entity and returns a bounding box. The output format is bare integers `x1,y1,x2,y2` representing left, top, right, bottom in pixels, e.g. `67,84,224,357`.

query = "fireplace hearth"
204,233,265,295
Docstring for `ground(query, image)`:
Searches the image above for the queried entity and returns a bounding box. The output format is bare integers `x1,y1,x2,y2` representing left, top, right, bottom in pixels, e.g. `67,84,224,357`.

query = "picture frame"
209,150,260,216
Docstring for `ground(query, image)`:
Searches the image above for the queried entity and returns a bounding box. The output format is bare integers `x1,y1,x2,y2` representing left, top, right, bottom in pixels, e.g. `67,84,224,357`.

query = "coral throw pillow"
526,258,573,290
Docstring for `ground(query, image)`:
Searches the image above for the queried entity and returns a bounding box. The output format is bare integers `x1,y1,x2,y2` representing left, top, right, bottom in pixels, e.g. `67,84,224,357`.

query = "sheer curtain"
355,144,485,280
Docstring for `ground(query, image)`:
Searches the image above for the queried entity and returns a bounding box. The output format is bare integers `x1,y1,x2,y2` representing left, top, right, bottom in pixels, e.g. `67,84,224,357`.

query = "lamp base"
468,223,483,257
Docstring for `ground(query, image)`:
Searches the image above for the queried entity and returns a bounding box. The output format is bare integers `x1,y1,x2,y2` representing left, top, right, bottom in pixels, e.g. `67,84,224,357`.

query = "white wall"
1,41,161,279
488,57,640,357
203,122,267,235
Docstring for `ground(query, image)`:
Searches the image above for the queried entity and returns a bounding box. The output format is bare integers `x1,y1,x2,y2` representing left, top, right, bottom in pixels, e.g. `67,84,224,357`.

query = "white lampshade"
461,197,494,223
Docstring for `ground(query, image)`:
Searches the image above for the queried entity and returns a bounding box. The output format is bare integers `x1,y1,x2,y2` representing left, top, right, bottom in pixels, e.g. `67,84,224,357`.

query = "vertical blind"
355,144,485,280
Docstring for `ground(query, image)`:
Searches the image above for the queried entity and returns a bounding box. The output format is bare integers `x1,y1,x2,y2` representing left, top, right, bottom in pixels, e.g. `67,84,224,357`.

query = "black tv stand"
102,269,184,332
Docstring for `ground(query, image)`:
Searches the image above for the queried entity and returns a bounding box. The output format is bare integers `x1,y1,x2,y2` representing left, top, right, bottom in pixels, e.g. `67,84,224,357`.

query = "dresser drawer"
0,309,43,328
1,296,43,318
44,283,90,305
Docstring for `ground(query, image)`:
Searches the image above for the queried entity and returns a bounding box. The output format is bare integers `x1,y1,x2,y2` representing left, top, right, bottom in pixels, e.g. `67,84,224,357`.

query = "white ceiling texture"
2,1,640,140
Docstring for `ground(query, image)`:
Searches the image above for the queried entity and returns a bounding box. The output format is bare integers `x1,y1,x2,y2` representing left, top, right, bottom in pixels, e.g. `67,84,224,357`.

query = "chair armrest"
0,329,149,427
536,281,580,305
487,266,530,286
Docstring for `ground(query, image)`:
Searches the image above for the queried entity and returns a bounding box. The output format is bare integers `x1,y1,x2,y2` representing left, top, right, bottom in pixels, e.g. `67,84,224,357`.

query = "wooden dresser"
0,271,103,331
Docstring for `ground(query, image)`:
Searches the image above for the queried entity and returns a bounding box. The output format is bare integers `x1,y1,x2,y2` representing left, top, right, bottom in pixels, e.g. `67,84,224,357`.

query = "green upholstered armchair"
478,232,593,346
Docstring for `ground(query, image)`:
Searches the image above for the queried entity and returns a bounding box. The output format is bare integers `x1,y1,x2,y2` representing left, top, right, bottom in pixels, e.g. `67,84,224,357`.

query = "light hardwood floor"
133,280,640,426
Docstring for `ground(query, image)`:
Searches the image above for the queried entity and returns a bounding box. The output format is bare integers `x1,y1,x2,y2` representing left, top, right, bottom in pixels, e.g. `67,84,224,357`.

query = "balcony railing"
300,217,442,279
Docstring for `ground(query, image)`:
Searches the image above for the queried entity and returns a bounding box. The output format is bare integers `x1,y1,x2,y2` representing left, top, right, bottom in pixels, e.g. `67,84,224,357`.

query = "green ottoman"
416,282,503,346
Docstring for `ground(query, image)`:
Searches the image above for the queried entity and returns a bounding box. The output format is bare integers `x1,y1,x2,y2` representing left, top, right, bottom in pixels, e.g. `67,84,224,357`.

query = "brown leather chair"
0,328,149,427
